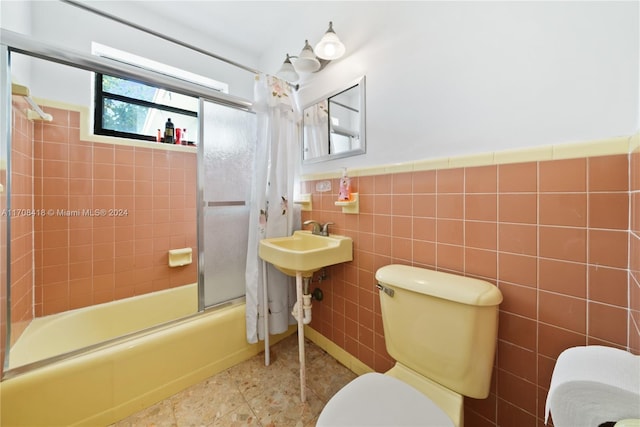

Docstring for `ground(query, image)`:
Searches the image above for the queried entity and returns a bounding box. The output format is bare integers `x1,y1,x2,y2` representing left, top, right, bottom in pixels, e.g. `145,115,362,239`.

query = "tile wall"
10,104,198,320
10,97,34,327
2,96,35,377
631,144,640,352
302,150,638,426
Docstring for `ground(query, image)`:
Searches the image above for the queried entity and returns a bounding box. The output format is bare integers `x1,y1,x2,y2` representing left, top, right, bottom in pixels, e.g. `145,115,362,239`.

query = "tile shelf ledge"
301,134,637,182
33,98,197,153
293,194,312,211
334,193,359,214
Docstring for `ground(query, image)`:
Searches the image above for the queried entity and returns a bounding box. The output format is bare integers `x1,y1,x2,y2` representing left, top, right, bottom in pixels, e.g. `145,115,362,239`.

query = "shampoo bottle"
164,118,174,144
338,168,351,201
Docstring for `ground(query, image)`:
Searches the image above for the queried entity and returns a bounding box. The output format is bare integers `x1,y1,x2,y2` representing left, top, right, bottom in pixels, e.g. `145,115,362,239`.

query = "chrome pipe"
1,44,12,375
0,28,252,111
59,0,261,76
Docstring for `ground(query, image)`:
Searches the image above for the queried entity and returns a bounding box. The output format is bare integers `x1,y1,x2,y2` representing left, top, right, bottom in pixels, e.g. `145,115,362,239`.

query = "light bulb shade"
293,40,321,73
276,55,299,82
314,22,345,60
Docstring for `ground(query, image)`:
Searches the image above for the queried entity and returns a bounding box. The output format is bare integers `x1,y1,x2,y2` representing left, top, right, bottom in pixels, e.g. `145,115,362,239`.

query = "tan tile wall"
301,152,634,426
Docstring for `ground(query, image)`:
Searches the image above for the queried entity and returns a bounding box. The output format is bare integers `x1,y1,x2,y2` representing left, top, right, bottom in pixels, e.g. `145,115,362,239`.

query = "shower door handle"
205,201,246,207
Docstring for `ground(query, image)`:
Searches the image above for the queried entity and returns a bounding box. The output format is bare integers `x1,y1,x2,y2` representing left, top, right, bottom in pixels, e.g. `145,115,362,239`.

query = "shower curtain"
245,74,301,343
303,100,329,159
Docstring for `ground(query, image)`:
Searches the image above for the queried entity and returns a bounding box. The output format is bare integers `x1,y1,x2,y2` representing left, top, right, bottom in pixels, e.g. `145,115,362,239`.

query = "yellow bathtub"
9,284,200,369
1,284,293,426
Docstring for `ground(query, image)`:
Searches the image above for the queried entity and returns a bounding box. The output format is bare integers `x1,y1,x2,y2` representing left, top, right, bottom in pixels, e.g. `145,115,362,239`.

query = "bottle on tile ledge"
164,118,174,144
338,167,351,201
175,127,182,145
182,129,188,145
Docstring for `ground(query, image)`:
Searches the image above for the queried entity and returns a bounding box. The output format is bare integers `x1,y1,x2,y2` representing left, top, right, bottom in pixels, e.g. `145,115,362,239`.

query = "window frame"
93,73,199,142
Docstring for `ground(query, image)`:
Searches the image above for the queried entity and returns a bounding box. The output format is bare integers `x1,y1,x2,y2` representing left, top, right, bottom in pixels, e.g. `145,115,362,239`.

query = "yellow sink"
259,230,353,277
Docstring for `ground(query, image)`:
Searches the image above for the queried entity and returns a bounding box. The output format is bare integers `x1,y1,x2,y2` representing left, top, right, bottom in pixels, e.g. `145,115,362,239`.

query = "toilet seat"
316,373,455,427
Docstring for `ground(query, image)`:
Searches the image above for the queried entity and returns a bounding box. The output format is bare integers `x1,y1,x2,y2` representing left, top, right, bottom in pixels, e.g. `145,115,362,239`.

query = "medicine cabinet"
302,76,366,163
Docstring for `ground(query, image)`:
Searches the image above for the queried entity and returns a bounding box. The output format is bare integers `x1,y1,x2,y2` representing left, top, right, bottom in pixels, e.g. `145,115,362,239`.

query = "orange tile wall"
631,145,640,353
22,105,197,317
2,98,34,376
10,97,35,327
302,152,637,427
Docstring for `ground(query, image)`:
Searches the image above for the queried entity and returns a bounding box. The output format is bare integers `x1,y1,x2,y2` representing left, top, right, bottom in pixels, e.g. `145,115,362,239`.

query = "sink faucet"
303,220,334,236
321,222,334,236
303,220,322,235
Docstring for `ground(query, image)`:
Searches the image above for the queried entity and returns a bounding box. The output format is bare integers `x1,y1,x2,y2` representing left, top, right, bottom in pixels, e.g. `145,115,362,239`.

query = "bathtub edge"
1,302,296,426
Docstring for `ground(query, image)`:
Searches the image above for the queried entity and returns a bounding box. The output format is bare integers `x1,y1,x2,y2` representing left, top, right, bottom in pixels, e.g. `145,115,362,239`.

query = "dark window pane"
102,75,198,111
102,75,157,102
102,98,198,141
102,98,150,134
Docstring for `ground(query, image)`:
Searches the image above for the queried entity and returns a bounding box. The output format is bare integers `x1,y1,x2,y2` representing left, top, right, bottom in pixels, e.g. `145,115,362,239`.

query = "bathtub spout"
292,294,312,325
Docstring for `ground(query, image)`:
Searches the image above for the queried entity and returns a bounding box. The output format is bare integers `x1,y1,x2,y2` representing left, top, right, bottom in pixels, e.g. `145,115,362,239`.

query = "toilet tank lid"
376,264,503,306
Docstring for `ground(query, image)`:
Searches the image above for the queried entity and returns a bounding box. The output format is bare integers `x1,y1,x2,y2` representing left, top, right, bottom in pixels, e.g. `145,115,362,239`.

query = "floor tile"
112,334,356,427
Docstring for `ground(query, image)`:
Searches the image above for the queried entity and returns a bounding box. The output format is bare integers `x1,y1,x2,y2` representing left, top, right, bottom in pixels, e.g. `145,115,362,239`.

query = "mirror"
302,76,365,163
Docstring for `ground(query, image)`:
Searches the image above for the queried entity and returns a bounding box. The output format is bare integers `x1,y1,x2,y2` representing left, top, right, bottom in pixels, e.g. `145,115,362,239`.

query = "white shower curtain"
245,74,301,344
303,100,329,159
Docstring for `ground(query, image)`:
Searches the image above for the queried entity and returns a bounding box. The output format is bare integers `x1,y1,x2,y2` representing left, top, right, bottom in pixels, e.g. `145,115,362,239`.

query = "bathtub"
9,283,200,369
1,284,294,426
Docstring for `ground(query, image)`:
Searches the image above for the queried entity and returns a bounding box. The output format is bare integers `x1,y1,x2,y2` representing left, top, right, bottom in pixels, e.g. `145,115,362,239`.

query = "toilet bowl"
316,265,503,427
317,373,454,426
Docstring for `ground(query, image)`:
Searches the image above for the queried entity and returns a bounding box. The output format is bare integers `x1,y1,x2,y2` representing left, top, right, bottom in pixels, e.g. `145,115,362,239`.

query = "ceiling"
78,1,376,69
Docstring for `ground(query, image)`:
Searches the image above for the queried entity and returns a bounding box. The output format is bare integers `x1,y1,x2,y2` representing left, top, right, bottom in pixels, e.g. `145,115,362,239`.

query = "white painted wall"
0,0,33,86
1,1,257,105
1,1,638,176
288,2,639,175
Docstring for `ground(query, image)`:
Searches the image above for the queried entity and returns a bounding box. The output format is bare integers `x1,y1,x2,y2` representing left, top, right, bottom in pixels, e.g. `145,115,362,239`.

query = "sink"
259,230,353,277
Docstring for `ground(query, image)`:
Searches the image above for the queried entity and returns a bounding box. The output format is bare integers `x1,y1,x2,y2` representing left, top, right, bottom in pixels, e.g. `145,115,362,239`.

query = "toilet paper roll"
545,346,640,427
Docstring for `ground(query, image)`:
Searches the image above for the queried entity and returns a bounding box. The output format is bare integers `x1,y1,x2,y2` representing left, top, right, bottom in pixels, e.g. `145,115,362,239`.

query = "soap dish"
294,193,312,211
168,248,192,267
335,193,359,214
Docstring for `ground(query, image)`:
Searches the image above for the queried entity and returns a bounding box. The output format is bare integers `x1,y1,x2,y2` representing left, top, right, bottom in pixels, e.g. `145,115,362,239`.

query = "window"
94,74,199,142
92,43,228,143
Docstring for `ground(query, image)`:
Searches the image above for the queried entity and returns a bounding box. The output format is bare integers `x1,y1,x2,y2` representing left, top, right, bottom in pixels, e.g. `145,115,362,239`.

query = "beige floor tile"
113,333,356,427
112,399,177,427
212,403,261,427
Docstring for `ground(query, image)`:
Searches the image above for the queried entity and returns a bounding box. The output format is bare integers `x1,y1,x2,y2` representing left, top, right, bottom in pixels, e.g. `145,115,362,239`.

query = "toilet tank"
376,265,502,399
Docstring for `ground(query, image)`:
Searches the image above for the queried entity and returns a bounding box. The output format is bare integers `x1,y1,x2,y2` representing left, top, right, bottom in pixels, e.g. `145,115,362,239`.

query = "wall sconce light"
276,21,345,83
277,54,300,83
315,22,346,60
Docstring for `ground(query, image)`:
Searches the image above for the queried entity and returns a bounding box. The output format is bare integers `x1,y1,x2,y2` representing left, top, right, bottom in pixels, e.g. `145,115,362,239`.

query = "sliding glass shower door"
199,99,256,309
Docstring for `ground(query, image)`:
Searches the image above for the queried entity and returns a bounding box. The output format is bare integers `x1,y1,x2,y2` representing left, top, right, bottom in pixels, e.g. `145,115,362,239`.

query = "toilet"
317,264,503,427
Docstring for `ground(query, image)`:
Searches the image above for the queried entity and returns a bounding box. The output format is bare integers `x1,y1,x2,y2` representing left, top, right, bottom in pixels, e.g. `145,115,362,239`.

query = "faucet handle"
303,220,322,234
321,222,334,236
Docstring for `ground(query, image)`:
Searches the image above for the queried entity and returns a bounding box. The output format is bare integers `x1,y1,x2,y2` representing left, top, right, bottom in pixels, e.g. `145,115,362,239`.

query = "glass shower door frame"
0,30,255,375
196,97,256,312
1,45,11,376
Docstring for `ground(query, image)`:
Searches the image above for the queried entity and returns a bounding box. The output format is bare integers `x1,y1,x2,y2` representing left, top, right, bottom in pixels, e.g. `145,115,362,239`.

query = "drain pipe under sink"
292,294,312,324
292,276,313,324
